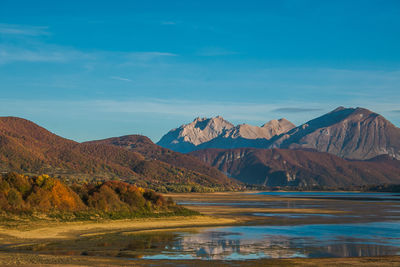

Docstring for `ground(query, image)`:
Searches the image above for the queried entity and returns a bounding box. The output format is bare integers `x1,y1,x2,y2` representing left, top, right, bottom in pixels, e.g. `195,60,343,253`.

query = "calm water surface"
149,192,400,260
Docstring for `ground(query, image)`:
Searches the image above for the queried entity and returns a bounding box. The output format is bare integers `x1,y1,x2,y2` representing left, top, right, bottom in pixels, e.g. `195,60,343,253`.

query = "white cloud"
8,98,324,125
123,52,177,62
0,22,177,65
110,76,132,82
0,44,177,65
13,99,400,124
197,47,238,57
87,99,331,125
0,44,91,64
0,23,49,36
161,21,177,25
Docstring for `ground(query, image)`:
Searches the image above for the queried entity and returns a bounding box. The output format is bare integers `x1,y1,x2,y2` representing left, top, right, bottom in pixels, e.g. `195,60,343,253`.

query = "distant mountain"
190,148,400,187
157,116,295,153
0,117,239,191
271,107,400,160
159,107,400,160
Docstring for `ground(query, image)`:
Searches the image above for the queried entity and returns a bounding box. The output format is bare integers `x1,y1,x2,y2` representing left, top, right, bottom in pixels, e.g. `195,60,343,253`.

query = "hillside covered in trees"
0,117,240,192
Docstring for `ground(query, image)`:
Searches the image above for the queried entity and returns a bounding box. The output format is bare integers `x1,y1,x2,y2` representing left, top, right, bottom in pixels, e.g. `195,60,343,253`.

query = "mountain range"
157,107,400,160
0,106,399,190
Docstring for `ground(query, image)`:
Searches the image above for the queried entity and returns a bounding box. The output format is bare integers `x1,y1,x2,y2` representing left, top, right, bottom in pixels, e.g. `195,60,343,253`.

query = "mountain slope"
190,148,400,187
271,107,400,160
157,116,295,153
84,135,234,186
0,117,238,191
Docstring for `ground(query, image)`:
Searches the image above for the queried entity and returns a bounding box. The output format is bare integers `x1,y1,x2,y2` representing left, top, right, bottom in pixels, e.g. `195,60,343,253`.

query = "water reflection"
140,221,400,259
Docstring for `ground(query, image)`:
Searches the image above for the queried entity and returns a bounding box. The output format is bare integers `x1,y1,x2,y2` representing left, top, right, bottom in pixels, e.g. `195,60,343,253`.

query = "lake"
19,191,400,260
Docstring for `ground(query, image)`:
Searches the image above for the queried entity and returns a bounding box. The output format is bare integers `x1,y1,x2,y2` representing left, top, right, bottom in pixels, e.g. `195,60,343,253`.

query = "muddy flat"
0,252,399,266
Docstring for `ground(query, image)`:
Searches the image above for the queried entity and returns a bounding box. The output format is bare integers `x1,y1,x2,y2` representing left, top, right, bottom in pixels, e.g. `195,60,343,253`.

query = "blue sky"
0,0,399,142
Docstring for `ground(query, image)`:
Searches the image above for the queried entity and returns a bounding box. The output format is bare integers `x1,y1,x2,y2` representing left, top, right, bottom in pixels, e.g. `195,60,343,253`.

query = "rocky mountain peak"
223,118,296,140
190,116,233,132
262,118,295,132
157,116,235,152
157,116,296,152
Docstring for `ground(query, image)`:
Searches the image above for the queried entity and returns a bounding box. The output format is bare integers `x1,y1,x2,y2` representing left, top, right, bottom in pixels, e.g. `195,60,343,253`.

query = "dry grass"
0,215,237,241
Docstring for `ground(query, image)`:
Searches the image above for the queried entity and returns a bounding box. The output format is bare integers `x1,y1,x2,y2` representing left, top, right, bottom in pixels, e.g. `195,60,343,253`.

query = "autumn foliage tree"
0,172,190,219
0,172,85,212
76,180,169,214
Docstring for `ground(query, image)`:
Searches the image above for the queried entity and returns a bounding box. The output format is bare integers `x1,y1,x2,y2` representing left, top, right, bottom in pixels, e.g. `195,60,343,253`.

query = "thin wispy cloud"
0,45,90,64
161,21,177,25
272,107,323,113
0,23,49,36
112,51,178,66
125,52,177,61
0,98,312,121
50,99,328,124
3,98,398,125
0,43,176,64
110,76,132,82
197,47,238,57
0,22,177,65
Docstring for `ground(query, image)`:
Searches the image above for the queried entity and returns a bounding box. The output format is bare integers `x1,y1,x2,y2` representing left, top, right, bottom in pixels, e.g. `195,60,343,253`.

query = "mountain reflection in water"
142,221,400,260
